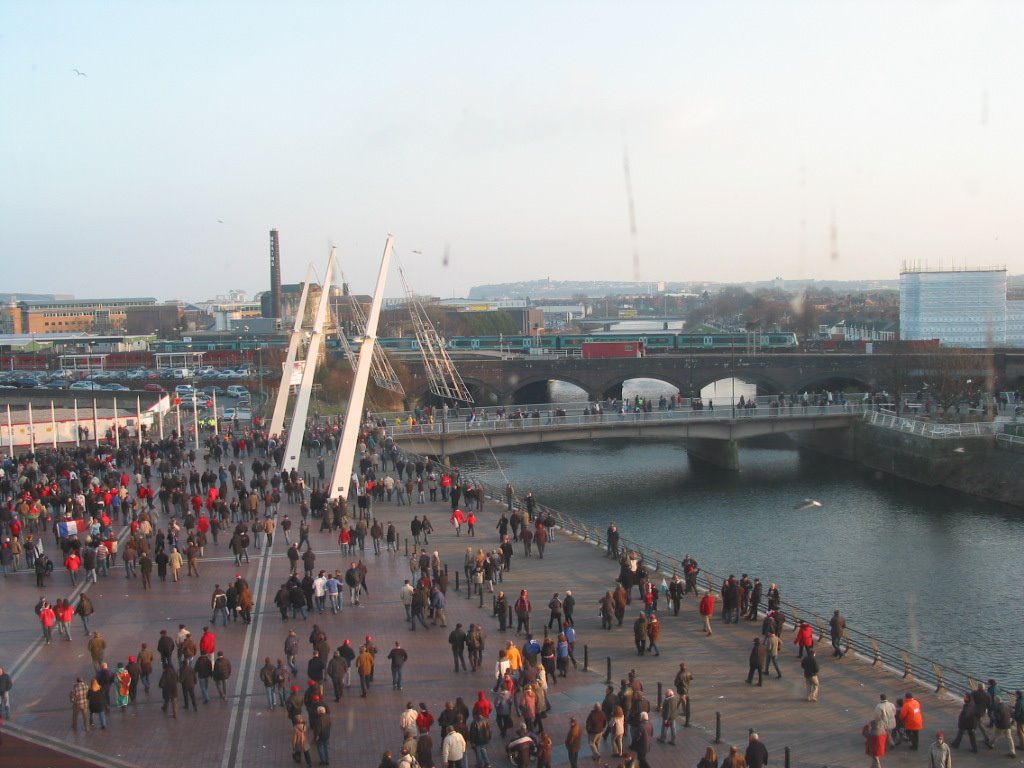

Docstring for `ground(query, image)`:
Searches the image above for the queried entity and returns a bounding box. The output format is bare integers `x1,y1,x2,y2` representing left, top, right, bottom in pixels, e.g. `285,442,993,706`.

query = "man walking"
387,641,408,691
70,677,89,731
449,624,468,673
801,649,819,702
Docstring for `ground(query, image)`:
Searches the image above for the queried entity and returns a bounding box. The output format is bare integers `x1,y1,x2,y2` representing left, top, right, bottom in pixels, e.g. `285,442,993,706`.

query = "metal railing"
375,393,874,427
864,410,998,439
387,402,868,438
995,432,1024,449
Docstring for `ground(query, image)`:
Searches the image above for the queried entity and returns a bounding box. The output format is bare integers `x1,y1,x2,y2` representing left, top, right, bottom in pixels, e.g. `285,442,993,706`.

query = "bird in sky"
72,68,87,77
794,499,823,511
953,447,966,454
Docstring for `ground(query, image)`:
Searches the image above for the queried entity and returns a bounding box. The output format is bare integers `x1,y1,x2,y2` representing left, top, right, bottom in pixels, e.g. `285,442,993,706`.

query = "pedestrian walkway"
0,463,1002,768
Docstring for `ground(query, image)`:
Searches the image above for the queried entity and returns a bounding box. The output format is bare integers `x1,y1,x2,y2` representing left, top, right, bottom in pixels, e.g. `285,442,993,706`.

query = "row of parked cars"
0,366,265,389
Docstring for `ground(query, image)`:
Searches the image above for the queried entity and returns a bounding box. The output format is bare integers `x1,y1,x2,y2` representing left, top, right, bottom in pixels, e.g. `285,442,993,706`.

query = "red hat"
128,656,136,662
291,685,300,692
365,635,372,642
308,680,315,686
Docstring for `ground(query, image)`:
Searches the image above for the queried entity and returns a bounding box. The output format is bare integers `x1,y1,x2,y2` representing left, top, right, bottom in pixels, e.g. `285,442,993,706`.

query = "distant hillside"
468,278,900,300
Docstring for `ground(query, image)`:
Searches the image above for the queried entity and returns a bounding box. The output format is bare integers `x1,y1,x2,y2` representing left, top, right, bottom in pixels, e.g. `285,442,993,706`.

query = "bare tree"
916,348,991,419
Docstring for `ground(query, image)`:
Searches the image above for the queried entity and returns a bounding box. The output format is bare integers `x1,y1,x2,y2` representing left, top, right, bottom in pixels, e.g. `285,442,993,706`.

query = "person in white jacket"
442,725,467,768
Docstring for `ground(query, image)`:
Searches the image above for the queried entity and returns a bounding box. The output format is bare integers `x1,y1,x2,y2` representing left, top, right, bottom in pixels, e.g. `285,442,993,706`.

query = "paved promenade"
0,459,1011,768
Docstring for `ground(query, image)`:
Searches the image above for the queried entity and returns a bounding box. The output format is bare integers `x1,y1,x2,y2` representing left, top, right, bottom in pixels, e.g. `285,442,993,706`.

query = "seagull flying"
794,499,823,511
953,447,966,454
72,68,87,77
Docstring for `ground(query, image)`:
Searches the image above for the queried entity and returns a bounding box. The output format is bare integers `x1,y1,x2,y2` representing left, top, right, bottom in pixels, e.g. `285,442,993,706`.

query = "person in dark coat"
746,638,766,686
745,732,769,768
159,663,179,717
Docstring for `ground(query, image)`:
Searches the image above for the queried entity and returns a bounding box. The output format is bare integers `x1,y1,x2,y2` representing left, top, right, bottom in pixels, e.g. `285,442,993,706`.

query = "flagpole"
113,397,120,450
28,402,35,453
6,404,13,458
92,399,99,447
74,399,81,447
50,400,58,448
136,396,143,442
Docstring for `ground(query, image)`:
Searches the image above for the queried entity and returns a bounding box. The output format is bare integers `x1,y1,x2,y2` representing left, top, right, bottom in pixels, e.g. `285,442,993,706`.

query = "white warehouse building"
900,266,1008,347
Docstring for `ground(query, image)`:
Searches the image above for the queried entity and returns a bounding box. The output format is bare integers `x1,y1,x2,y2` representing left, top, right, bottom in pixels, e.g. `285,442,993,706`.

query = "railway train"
378,332,801,353
0,332,799,371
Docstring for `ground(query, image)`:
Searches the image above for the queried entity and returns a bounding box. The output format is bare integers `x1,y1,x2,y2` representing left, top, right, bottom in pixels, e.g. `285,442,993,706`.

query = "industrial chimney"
269,229,282,319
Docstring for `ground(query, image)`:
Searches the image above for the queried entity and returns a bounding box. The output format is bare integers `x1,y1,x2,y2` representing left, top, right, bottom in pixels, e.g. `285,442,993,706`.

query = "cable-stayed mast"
334,271,404,394
268,263,318,439
399,267,473,404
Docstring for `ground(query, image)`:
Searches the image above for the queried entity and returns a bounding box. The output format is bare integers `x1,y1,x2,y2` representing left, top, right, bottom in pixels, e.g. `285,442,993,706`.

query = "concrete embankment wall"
795,420,1024,507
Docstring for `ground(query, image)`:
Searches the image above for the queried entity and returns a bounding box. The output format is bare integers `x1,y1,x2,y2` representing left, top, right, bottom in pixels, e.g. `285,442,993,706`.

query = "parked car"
226,385,249,398
102,383,131,391
70,381,103,390
221,407,252,421
143,383,167,393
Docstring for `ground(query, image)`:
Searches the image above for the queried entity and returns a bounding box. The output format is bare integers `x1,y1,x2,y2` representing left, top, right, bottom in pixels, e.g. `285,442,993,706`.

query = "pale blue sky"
2,1,1021,301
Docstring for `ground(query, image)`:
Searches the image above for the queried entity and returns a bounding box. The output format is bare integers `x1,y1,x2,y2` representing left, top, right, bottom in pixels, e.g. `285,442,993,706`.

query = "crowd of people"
2,417,1022,768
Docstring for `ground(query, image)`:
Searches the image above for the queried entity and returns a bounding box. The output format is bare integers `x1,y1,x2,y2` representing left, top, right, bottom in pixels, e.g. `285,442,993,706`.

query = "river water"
454,380,1024,686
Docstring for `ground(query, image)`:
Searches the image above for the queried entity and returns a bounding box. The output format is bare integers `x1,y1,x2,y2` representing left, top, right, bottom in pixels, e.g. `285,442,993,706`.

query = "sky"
2,1,1022,301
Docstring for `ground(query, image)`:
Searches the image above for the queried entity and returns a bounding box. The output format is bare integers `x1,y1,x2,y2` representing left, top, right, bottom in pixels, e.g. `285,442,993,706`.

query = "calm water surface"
456,413,1024,686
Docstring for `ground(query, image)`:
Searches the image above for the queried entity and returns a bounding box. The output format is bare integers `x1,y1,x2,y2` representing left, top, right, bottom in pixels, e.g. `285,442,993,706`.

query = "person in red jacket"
39,601,56,645
794,622,815,658
416,703,435,734
199,626,217,662
698,592,716,636
64,551,82,586
472,690,493,719
899,693,924,750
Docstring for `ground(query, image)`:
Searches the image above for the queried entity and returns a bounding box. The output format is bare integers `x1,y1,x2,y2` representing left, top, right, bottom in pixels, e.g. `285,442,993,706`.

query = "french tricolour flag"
57,520,81,538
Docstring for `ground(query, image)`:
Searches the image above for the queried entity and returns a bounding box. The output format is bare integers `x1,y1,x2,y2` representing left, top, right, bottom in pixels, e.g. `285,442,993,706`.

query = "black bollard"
657,682,663,708
606,657,612,685
466,575,472,599
507,605,513,629
479,588,484,608
455,571,460,592
405,538,409,556
584,645,589,672
715,711,721,743
784,747,790,768
543,627,548,640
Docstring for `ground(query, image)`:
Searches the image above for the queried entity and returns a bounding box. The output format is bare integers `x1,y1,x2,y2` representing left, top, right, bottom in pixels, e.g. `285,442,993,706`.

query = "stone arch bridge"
400,351,1023,406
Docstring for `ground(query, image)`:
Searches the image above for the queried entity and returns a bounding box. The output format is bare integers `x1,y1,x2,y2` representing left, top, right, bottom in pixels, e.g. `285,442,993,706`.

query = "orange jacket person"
899,693,924,750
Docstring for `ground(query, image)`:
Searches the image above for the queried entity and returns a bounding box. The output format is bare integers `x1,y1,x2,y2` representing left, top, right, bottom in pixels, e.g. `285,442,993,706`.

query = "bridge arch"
692,372,788,398
592,374,689,402
507,373,597,404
